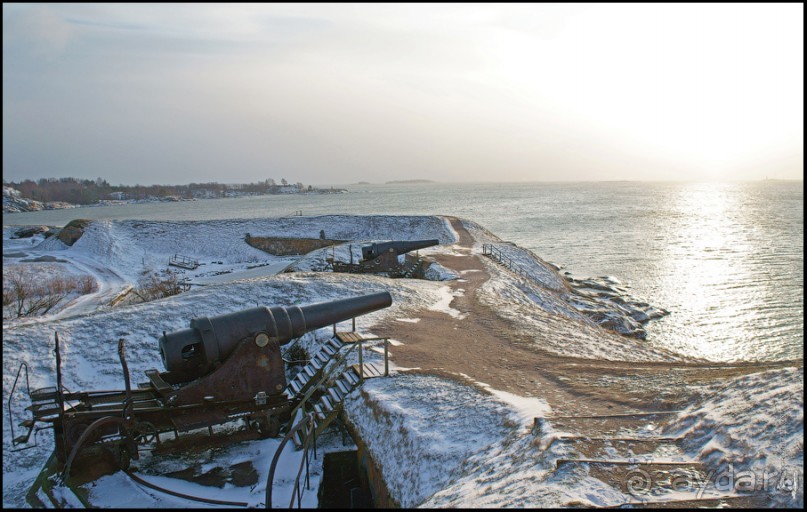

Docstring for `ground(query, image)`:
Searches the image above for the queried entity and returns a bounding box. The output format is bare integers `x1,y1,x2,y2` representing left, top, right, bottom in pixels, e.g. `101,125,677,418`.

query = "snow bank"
460,219,566,291
343,373,631,508
662,367,804,507
477,258,687,362
423,261,459,281
342,374,518,507
35,215,457,283
423,425,629,508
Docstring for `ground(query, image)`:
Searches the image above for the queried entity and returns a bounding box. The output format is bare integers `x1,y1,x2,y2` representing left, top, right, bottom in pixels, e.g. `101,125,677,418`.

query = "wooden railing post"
358,342,364,382
384,338,389,376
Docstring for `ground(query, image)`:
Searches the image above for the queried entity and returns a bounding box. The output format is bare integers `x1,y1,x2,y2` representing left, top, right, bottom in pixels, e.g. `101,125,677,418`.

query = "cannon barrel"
159,292,392,378
361,239,440,261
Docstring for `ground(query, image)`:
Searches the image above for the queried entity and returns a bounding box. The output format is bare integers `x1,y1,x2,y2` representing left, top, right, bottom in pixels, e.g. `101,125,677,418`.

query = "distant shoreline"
385,179,435,184
2,188,348,215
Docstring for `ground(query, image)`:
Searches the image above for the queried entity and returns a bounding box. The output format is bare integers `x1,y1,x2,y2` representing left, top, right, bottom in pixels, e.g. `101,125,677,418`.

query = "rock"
12,226,50,238
56,219,93,246
630,310,651,323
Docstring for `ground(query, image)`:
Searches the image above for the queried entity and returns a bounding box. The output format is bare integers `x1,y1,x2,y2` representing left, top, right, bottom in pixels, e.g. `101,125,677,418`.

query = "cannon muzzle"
361,239,440,261
159,291,392,379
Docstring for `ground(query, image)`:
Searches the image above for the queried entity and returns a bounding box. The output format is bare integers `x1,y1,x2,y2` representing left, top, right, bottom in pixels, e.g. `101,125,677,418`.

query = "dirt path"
372,217,802,418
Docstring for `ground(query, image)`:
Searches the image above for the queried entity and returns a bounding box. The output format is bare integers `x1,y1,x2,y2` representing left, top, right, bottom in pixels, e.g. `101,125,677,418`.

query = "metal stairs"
284,332,389,447
286,336,346,400
399,258,420,278
298,362,384,445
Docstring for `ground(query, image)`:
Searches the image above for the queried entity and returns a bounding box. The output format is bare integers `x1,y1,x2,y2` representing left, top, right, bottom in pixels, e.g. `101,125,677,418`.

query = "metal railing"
8,362,31,448
168,253,199,269
482,244,532,279
265,413,317,509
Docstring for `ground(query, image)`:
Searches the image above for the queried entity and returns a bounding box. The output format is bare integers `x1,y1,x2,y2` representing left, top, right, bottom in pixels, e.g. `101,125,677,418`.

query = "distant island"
3,177,347,213
385,179,435,184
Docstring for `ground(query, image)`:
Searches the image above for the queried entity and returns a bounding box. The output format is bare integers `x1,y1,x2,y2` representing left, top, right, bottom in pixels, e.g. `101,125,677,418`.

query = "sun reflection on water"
656,182,789,361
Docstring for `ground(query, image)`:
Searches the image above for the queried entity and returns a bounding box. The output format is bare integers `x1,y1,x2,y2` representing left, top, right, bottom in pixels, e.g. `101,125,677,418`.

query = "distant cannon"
361,239,440,261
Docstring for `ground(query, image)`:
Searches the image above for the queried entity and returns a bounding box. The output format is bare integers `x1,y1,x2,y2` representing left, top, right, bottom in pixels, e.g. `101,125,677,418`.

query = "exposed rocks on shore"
3,187,77,213
8,225,58,239
564,275,669,339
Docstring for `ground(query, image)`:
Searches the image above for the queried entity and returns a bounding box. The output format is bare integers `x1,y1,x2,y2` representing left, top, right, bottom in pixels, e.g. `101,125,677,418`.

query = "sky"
2,3,803,186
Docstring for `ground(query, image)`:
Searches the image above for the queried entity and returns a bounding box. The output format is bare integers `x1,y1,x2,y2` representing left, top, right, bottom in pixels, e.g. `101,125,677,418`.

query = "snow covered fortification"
2,214,802,508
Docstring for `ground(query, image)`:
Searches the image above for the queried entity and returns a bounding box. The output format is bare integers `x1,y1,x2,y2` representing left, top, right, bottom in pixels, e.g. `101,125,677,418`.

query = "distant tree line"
4,177,312,204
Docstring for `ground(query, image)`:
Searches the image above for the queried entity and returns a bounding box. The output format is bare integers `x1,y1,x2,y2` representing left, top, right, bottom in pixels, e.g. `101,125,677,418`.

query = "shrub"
2,267,98,318
132,268,189,303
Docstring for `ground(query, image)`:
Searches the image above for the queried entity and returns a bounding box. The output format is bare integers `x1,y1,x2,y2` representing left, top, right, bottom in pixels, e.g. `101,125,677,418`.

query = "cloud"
3,5,74,59
2,4,803,184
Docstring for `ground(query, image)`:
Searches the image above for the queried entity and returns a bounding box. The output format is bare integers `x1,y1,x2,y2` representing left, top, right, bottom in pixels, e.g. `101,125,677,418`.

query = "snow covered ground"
2,215,802,508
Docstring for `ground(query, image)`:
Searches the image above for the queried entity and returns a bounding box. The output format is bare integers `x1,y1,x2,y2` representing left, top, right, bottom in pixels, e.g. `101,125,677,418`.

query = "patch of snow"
423,261,460,281
428,285,466,319
662,367,803,507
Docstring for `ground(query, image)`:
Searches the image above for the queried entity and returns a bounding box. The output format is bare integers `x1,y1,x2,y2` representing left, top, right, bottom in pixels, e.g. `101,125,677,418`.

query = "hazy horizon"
3,3,803,186
5,176,803,191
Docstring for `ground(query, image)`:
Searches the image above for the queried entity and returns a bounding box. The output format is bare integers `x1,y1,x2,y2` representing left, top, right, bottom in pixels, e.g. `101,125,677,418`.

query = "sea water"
4,181,803,363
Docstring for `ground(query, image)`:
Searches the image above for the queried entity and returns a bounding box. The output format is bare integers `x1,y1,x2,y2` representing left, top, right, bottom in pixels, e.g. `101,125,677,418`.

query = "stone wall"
245,236,344,256
341,414,400,508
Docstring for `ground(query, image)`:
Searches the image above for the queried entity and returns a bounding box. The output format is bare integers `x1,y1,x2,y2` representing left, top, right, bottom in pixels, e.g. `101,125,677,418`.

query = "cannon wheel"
133,421,159,446
63,416,127,479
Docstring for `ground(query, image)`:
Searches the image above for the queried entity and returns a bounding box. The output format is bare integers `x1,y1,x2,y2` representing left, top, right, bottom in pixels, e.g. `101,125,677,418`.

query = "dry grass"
131,268,189,303
2,266,97,318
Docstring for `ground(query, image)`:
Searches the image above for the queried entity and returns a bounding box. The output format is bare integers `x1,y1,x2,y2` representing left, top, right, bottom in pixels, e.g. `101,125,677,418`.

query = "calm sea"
4,181,803,363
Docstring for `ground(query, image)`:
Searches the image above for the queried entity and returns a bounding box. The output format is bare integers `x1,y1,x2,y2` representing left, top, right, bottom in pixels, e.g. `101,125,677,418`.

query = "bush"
2,267,98,318
132,268,189,303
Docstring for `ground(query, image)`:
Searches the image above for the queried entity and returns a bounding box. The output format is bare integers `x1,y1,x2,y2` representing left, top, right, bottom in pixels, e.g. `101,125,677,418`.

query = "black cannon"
361,239,440,261
159,291,392,383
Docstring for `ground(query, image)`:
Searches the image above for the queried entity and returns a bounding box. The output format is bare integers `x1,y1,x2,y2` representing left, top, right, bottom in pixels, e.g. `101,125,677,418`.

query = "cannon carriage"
331,239,441,276
9,292,393,478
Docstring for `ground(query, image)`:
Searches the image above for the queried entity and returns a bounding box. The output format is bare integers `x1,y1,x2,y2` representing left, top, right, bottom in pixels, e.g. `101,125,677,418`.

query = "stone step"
556,459,703,469
550,437,684,461
557,460,709,496
608,494,771,509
